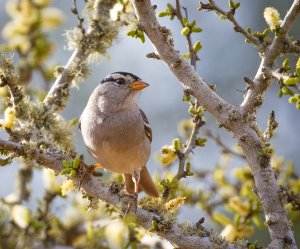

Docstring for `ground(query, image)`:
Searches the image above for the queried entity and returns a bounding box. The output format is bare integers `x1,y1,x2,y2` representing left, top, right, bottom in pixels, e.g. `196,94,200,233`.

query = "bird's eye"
115,78,126,85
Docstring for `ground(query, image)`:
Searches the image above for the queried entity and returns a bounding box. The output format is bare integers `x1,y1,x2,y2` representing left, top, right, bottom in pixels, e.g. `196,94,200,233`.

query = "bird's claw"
119,192,138,215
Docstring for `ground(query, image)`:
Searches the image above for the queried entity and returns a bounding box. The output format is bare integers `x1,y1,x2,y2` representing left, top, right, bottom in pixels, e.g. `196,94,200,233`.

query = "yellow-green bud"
69,169,76,177
186,162,191,171
173,138,182,151
288,95,298,103
262,28,270,37
158,11,170,17
296,57,300,76
189,99,195,106
281,86,294,96
188,106,198,115
190,20,196,28
182,54,190,59
72,157,80,169
284,77,300,86
196,138,207,147
182,94,191,101
181,27,191,36
62,160,71,168
282,58,290,69
167,3,174,10
193,40,202,53
297,100,300,109
61,168,71,175
182,17,188,26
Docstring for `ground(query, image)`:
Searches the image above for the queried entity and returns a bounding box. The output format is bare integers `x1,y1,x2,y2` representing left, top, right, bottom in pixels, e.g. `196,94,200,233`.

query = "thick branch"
131,1,298,248
0,139,243,249
43,0,116,111
241,0,300,114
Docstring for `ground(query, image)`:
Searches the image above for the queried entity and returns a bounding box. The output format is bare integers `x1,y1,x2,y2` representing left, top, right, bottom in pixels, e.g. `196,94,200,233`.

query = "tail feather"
139,167,160,197
123,167,159,197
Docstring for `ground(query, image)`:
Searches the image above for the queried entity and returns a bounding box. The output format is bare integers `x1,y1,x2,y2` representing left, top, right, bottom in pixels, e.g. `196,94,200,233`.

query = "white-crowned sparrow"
79,72,159,207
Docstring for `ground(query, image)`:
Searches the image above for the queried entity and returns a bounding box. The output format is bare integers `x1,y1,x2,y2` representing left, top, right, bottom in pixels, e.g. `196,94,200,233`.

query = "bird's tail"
124,167,159,197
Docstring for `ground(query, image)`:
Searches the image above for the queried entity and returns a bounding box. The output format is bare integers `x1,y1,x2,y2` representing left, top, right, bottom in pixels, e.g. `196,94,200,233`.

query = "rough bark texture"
131,0,299,248
0,139,243,249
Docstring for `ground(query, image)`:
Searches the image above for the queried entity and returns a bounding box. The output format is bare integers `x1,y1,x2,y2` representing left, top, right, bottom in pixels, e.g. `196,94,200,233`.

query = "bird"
79,72,159,212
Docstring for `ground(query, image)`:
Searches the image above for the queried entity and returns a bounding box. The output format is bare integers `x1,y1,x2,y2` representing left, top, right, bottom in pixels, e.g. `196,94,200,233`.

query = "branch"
175,0,198,68
0,138,244,249
205,130,245,159
131,1,298,247
198,0,261,48
175,116,205,180
241,0,300,114
43,0,117,111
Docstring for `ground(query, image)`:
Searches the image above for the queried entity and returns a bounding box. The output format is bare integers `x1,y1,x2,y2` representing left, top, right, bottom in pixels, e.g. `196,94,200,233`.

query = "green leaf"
193,40,202,52
284,77,300,86
182,17,188,26
262,28,270,37
62,160,71,168
72,157,80,169
281,86,294,96
189,20,196,28
61,168,71,175
167,3,174,10
191,27,202,33
158,11,171,17
69,169,77,177
234,2,240,9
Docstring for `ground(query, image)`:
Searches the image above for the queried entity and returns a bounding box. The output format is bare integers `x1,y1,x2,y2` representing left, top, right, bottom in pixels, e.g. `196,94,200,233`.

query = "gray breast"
80,106,151,174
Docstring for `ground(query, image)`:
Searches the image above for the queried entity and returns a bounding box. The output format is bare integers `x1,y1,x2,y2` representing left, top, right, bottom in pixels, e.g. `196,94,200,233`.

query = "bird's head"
96,72,149,110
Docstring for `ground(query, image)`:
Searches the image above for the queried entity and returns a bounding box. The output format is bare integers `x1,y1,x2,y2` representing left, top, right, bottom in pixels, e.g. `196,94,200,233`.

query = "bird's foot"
119,192,138,215
79,163,103,189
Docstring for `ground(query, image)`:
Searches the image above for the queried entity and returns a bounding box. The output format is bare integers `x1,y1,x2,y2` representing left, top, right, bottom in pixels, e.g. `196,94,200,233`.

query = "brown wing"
139,109,152,143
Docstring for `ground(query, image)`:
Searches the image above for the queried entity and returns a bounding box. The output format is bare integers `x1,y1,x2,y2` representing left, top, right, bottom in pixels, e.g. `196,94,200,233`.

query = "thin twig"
175,0,198,69
205,130,245,159
72,0,86,35
198,0,261,48
175,116,205,180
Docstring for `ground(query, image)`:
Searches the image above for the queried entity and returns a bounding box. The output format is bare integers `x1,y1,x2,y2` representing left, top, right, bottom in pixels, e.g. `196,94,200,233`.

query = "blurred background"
0,0,299,246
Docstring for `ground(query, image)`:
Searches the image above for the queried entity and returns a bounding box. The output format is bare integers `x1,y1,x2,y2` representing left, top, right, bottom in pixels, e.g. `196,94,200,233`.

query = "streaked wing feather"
139,109,152,143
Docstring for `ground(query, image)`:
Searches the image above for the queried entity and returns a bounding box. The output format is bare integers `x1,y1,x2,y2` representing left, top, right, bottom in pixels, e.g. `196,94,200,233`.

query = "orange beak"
130,80,149,91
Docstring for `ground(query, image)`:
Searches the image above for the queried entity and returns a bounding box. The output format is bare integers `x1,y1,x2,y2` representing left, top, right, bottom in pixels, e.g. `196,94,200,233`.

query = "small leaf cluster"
182,93,205,117
126,16,145,43
278,58,300,109
245,27,271,44
157,3,176,20
228,0,240,13
61,157,80,177
180,18,202,37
